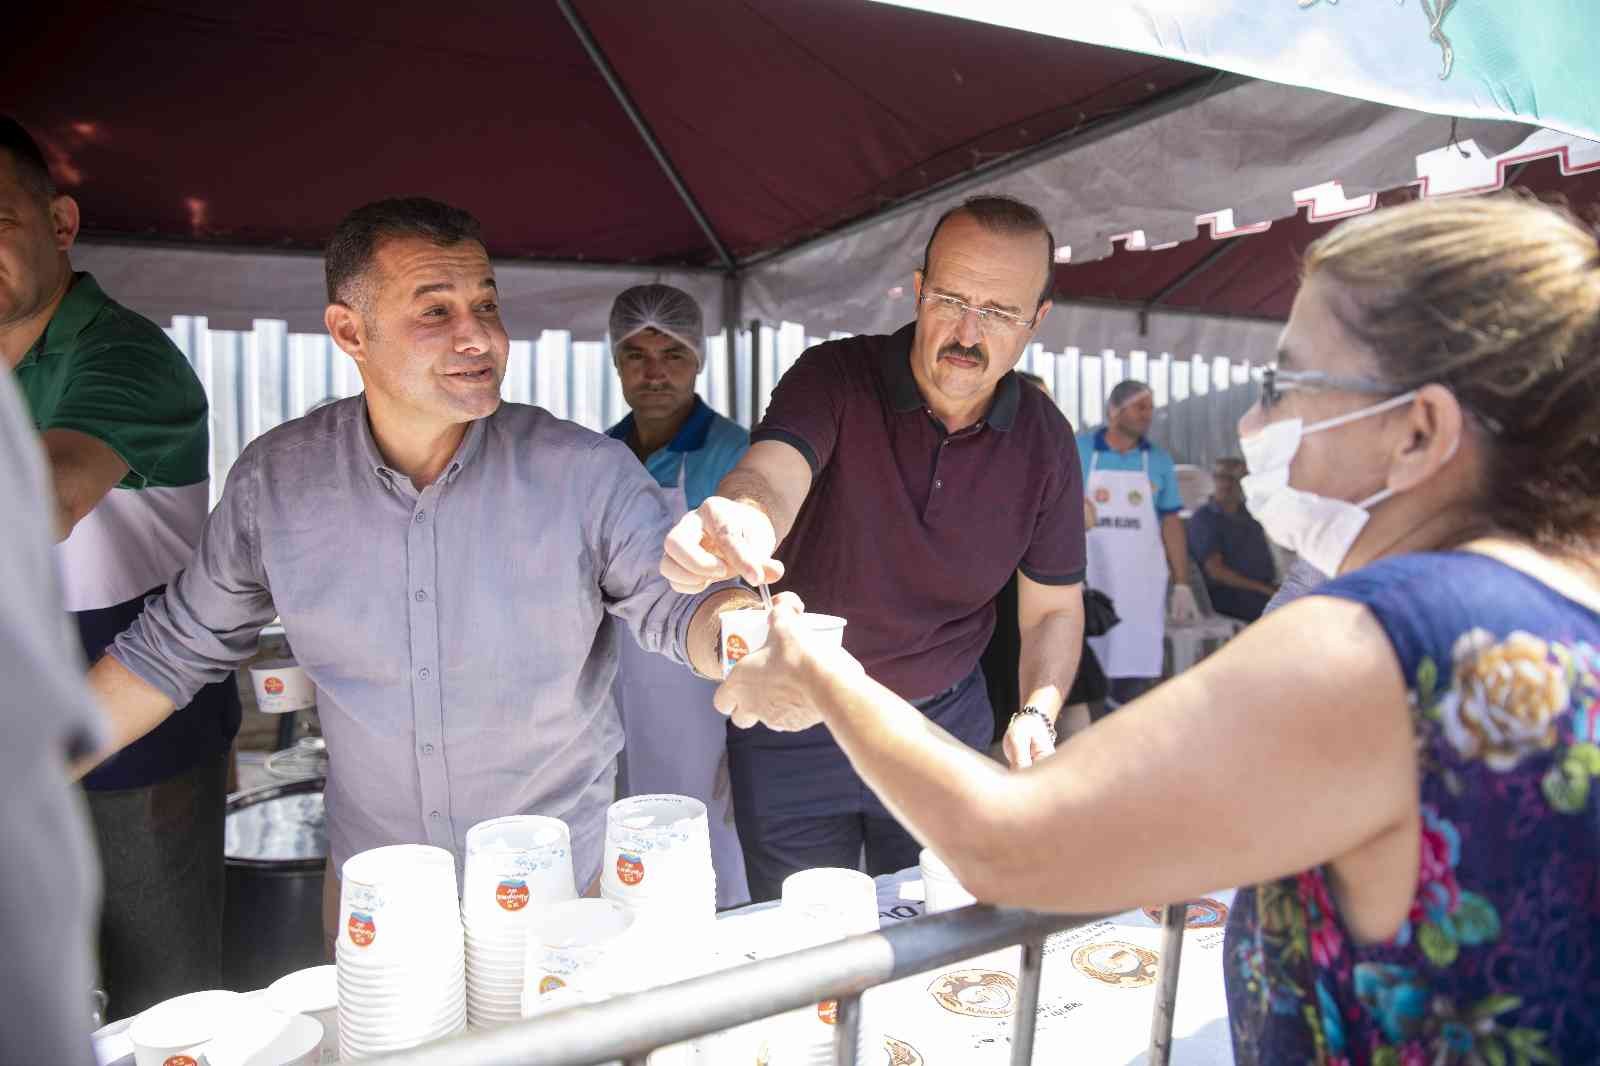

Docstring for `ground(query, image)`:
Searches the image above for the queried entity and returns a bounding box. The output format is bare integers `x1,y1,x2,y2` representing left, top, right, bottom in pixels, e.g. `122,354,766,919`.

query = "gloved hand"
1168,584,1200,624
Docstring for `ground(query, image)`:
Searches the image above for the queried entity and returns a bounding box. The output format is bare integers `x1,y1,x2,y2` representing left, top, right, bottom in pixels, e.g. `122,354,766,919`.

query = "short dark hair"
0,116,57,205
921,195,1056,308
1107,379,1152,411
325,197,484,306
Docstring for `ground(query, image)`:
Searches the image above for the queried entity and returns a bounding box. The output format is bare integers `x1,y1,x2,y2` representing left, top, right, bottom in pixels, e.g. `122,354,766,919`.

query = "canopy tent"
10,0,1592,369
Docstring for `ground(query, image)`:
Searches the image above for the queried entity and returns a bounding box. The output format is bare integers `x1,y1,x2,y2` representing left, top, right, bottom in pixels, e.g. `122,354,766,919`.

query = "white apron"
1084,448,1169,679
609,452,750,908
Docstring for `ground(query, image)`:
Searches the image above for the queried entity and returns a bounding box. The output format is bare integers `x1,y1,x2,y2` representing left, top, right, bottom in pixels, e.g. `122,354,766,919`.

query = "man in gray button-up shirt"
80,198,755,910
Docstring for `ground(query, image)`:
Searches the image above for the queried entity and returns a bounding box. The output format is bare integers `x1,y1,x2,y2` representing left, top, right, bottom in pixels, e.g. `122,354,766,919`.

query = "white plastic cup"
462,815,576,919
266,966,337,1064
522,899,635,1006
249,659,317,714
719,610,847,676
781,868,879,940
919,847,977,913
129,1004,217,1066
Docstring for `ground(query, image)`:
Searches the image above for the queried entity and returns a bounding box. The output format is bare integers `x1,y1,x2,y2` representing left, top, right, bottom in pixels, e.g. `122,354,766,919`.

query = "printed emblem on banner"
617,852,645,885
1127,489,1144,506
1140,897,1229,929
164,1057,200,1066
927,969,1018,1018
496,878,531,911
725,634,750,665
263,676,285,695
816,999,838,1025
347,911,376,947
538,975,566,994
1070,940,1159,989
1093,487,1111,505
884,1036,925,1066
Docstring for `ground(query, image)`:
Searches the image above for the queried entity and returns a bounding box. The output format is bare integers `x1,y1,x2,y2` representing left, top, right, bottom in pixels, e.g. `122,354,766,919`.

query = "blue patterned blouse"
1224,551,1600,1066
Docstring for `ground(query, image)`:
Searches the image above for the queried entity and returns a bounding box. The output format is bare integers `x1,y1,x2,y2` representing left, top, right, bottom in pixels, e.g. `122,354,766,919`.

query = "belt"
908,670,973,710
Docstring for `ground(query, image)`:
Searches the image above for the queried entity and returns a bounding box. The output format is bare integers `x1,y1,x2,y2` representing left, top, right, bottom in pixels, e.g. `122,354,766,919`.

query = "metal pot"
222,776,328,991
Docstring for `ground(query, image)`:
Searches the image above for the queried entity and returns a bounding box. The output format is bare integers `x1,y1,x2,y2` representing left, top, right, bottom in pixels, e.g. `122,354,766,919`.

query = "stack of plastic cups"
765,868,883,1066
599,795,717,936
919,847,977,913
335,844,466,1060
461,815,578,1030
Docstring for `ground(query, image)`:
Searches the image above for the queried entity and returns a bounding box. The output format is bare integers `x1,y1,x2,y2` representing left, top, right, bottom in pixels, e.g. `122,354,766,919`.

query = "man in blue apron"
1075,380,1198,707
605,284,752,907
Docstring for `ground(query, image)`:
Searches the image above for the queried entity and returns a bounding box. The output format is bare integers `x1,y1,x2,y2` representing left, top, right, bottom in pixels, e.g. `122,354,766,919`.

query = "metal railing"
364,901,1194,1066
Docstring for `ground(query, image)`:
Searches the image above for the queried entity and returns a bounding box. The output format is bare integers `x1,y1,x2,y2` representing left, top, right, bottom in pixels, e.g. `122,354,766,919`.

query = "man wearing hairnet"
606,284,752,906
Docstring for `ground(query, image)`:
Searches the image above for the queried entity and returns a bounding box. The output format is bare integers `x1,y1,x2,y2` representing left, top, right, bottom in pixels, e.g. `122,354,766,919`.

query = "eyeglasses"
917,291,1035,337
1252,365,1399,410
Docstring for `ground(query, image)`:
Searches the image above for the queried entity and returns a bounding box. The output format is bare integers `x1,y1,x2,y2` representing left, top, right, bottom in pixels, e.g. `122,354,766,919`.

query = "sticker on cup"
347,911,376,947
249,659,316,714
495,878,531,911
719,609,848,677
538,975,566,994
816,1000,838,1025
616,852,645,885
164,1058,199,1066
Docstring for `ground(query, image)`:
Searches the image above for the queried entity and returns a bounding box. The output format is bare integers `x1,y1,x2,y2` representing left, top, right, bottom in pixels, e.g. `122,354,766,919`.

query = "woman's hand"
714,595,862,732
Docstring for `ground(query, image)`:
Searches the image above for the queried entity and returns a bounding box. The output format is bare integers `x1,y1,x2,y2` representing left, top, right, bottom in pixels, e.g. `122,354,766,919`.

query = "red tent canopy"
9,0,1203,265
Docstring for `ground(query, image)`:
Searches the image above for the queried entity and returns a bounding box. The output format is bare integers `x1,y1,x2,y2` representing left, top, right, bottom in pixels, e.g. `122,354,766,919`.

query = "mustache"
938,342,987,368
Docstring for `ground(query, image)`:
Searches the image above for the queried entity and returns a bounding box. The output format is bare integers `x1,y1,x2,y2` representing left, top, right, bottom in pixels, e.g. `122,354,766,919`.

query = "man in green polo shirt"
1,116,240,1019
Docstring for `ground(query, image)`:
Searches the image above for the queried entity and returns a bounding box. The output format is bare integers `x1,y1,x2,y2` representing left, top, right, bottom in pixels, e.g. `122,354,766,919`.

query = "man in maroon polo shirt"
662,196,1087,900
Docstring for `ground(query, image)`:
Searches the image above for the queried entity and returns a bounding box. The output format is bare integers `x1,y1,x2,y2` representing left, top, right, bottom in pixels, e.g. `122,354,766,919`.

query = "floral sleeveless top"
1224,551,1600,1066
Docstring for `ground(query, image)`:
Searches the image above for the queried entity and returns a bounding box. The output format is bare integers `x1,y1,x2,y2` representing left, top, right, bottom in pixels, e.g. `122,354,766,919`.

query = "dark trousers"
729,665,993,903
85,753,227,1020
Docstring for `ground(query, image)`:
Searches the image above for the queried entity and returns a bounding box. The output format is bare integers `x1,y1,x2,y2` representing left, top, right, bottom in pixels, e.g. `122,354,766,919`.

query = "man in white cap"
1075,380,1198,707
605,283,752,906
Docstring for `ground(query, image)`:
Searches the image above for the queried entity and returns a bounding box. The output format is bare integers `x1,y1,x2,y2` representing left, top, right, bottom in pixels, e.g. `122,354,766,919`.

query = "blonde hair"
1304,194,1600,552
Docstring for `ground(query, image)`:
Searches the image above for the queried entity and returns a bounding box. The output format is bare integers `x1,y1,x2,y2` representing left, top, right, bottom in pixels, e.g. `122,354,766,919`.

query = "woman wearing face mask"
716,196,1600,1065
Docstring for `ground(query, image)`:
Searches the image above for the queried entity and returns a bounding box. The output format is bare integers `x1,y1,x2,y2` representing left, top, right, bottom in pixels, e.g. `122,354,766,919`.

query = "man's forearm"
1204,557,1276,596
71,654,179,779
1018,606,1086,727
685,586,763,679
717,467,799,547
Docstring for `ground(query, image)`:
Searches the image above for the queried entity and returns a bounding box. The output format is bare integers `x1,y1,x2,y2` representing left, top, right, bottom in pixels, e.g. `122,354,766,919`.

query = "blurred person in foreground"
715,196,1600,1064
1187,457,1279,622
605,283,751,907
0,115,235,1017
0,364,101,1065
659,195,1087,900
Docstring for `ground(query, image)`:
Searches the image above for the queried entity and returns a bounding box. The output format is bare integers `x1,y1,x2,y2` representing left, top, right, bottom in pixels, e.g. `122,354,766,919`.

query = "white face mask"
1238,392,1419,577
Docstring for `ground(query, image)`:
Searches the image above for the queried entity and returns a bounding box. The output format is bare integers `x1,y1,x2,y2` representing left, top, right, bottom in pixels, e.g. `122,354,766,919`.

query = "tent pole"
557,0,737,273
1136,237,1245,335
723,275,743,420
748,318,763,428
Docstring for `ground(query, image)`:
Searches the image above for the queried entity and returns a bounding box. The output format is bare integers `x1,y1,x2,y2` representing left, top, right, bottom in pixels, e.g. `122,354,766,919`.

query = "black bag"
1083,587,1120,637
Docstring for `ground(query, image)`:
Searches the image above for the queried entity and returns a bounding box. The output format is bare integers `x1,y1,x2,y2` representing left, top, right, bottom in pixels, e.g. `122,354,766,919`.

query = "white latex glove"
1168,584,1200,624
660,496,784,592
1003,713,1056,769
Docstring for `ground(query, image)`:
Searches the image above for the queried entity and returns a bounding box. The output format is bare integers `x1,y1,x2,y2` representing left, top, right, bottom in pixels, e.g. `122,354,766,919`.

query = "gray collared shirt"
112,396,706,885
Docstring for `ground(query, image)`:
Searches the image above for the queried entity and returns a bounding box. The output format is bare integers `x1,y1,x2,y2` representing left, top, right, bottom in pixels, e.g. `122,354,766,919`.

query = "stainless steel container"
223,776,328,992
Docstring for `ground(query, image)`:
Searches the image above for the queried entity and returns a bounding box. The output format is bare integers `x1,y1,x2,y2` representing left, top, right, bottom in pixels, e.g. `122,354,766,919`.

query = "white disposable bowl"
720,610,847,675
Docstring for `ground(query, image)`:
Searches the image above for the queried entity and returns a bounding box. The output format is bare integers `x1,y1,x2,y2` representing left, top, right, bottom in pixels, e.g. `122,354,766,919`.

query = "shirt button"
934,479,943,490
415,511,427,523
430,810,442,820
418,666,431,680
415,589,428,602
422,743,435,755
